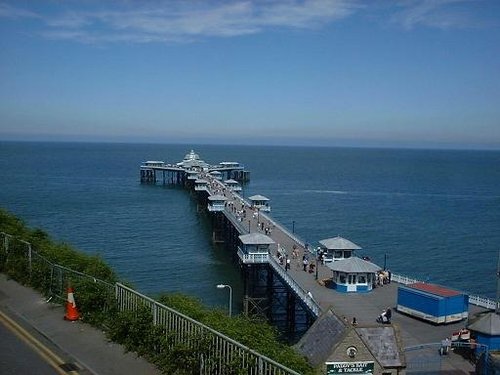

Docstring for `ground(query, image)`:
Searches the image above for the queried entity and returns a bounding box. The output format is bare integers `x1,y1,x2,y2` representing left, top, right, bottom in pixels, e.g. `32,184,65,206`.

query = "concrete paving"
0,274,160,375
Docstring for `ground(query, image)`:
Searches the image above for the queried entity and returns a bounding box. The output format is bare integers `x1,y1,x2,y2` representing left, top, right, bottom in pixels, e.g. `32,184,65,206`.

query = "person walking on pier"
303,257,308,272
286,257,291,271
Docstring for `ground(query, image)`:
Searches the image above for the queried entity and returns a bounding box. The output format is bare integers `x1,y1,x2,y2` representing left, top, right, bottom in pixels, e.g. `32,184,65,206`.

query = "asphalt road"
0,310,83,375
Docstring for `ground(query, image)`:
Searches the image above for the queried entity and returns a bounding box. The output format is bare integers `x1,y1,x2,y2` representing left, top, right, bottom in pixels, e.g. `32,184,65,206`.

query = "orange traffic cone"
64,287,80,321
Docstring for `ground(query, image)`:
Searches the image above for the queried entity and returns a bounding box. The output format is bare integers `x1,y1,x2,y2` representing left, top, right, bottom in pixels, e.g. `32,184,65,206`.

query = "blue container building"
397,282,469,324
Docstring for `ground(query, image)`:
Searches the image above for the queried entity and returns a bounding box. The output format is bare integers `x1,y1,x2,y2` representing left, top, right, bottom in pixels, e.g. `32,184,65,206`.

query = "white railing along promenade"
391,272,497,310
237,248,270,264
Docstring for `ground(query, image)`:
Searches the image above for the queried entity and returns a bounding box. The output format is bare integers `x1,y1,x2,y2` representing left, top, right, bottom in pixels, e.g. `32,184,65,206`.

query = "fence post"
115,283,120,311
2,232,9,253
28,242,32,276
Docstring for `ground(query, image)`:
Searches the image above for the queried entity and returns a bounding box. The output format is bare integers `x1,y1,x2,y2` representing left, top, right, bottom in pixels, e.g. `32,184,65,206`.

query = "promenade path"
0,274,160,375
205,174,482,373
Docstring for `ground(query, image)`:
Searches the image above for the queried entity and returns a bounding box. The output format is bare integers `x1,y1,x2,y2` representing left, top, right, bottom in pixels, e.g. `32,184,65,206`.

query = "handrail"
391,272,497,310
116,283,300,375
268,255,321,317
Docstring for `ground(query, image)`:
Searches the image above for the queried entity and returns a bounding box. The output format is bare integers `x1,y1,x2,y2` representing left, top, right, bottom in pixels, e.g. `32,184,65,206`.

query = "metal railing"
0,231,300,375
237,248,270,264
1,232,115,305
115,283,300,375
391,272,498,310
268,255,321,317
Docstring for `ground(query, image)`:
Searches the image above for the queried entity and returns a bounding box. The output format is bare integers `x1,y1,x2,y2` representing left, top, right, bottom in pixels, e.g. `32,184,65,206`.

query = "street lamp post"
216,284,233,317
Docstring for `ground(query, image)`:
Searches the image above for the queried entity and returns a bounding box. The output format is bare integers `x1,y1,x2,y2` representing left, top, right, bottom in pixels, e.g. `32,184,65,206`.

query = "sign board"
326,361,374,374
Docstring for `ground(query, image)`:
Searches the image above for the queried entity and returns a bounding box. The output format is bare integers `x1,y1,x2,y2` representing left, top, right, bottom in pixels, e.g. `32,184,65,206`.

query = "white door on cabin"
347,274,357,292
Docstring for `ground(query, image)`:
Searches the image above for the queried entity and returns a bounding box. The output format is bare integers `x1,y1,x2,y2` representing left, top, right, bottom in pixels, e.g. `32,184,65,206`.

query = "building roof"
248,194,269,201
295,310,405,369
239,233,275,245
319,236,362,250
406,282,462,297
356,327,405,368
326,256,381,273
468,312,500,336
176,150,209,169
295,310,347,368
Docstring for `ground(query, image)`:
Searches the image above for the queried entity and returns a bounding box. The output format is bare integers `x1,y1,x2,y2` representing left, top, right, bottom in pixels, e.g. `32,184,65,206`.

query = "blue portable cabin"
397,282,469,324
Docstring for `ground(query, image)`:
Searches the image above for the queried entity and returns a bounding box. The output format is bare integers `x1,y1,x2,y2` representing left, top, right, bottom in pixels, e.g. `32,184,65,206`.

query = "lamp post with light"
216,284,233,317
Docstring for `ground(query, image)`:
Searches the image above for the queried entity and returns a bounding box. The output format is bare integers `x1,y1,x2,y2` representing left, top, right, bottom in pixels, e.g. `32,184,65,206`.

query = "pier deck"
201,172,484,373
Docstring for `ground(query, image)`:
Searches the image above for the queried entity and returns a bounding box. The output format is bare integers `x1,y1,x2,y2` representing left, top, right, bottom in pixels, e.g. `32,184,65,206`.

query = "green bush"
1,208,314,374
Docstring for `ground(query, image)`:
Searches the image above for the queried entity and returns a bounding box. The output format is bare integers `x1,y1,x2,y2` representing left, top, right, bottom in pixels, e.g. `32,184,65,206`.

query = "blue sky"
0,0,499,149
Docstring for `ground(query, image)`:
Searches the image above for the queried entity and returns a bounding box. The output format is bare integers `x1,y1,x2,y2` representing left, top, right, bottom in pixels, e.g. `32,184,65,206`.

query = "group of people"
376,270,391,286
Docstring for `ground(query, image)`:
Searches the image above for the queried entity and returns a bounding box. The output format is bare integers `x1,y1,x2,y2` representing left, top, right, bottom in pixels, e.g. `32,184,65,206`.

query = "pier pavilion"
318,236,361,263
326,257,382,293
237,233,275,264
224,179,242,192
177,149,209,170
248,194,271,212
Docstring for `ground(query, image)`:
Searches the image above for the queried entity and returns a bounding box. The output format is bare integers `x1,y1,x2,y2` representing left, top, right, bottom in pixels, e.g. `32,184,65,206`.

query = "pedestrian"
303,258,308,271
286,257,291,271
351,317,358,326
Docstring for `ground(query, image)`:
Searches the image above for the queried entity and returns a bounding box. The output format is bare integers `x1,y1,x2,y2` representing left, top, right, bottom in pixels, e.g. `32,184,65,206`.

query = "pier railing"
391,272,497,310
268,255,321,317
237,248,270,264
115,283,300,375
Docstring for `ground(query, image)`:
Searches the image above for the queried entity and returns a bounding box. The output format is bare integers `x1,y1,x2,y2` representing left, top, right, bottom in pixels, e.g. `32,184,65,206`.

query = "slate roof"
295,310,405,370
239,233,275,245
356,327,405,368
326,256,382,273
295,309,347,368
468,312,500,336
319,236,362,250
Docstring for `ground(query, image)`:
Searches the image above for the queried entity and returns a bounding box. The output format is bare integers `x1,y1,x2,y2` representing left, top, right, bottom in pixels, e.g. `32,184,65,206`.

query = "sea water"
1,142,499,310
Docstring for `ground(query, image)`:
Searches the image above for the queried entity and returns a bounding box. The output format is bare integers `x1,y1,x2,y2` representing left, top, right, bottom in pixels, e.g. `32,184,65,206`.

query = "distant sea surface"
1,142,499,309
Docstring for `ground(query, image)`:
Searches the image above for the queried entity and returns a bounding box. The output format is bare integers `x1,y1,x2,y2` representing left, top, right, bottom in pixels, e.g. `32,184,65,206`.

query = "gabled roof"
468,312,500,336
239,233,275,245
319,236,361,250
248,194,269,201
326,256,381,273
356,327,405,368
295,310,347,367
296,310,405,369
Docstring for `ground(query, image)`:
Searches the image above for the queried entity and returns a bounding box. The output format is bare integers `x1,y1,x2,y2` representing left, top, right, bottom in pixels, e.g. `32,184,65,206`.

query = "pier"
141,150,495,373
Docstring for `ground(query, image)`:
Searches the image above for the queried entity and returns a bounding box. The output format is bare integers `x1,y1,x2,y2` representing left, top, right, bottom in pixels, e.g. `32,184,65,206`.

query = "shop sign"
325,361,374,374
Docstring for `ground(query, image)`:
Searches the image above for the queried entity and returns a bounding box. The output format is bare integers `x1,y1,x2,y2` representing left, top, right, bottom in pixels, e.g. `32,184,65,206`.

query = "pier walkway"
201,172,483,373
